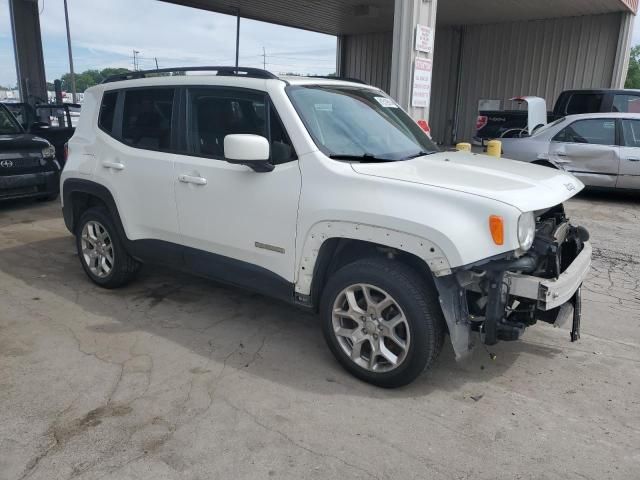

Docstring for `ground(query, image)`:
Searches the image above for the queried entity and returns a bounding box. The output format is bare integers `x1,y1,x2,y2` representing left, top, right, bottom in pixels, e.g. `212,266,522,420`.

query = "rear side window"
565,93,603,115
553,119,615,145
613,94,640,113
621,119,640,147
98,91,118,134
121,88,174,151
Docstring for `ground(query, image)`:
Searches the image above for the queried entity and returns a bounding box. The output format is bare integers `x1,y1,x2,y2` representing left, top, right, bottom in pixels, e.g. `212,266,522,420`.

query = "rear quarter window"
98,91,118,134
565,93,603,115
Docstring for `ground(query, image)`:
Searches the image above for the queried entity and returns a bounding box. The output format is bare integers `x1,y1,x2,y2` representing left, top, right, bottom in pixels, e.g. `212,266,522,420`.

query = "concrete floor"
0,192,639,480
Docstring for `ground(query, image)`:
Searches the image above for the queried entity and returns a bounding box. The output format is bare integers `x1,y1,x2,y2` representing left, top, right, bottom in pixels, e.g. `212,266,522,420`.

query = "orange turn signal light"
489,215,504,245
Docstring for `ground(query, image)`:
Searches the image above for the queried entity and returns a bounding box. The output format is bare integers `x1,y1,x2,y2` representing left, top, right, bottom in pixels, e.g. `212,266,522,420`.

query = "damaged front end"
434,204,591,360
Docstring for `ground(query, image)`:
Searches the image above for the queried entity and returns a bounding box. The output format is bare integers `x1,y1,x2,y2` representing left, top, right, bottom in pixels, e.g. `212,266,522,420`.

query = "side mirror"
224,134,273,172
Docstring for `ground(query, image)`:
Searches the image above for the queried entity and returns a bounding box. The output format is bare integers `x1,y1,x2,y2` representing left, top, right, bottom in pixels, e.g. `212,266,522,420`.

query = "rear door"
92,87,181,254
548,118,619,188
617,118,640,189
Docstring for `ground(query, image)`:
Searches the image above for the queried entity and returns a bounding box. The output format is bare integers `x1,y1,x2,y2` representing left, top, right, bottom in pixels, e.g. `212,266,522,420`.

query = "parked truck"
474,89,640,145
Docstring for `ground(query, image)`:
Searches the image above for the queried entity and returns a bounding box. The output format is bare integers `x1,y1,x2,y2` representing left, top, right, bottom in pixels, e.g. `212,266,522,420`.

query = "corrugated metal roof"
160,0,635,35
159,0,394,35
437,0,637,26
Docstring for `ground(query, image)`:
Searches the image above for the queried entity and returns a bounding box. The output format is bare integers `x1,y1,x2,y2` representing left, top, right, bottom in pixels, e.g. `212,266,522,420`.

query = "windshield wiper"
402,150,437,160
329,153,394,163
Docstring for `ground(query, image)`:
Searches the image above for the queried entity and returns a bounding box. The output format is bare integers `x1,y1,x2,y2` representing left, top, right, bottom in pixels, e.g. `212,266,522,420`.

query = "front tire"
76,207,140,288
320,258,445,388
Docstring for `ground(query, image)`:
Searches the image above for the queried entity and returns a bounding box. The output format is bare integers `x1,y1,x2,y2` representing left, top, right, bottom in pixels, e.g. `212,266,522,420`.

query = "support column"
611,12,634,88
335,35,346,77
390,0,438,121
9,0,47,105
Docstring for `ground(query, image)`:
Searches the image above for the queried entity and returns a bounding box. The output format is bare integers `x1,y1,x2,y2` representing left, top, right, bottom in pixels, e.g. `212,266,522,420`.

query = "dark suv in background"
0,103,61,202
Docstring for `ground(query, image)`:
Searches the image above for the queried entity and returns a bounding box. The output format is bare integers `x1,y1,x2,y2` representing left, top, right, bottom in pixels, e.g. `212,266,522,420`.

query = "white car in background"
501,112,640,190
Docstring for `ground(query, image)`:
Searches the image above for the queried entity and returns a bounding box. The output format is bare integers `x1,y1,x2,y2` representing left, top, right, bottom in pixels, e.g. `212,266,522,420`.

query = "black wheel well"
310,238,435,311
69,191,108,232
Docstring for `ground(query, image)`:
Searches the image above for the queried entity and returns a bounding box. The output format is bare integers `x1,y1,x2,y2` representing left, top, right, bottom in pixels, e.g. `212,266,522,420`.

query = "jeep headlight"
517,211,536,251
41,145,56,159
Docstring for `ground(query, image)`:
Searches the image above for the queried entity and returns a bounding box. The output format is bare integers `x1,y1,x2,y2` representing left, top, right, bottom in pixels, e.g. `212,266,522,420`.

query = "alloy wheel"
331,283,411,372
80,220,114,278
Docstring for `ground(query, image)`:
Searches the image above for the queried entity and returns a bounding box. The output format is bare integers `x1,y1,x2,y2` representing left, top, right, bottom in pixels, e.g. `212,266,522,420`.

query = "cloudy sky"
0,0,337,87
1,0,640,89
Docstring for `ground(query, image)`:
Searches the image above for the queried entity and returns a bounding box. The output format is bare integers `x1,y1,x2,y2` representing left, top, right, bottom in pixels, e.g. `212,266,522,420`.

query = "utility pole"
262,47,266,69
235,12,240,69
63,0,77,103
133,50,140,71
154,57,159,70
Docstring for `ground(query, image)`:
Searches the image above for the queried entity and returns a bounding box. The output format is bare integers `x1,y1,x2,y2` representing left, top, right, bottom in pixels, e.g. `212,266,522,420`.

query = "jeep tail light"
489,215,504,245
476,116,488,131
64,143,69,163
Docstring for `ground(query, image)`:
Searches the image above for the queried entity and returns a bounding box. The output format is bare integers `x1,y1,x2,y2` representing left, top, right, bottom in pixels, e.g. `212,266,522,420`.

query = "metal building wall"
340,32,393,91
430,27,462,145
432,12,628,144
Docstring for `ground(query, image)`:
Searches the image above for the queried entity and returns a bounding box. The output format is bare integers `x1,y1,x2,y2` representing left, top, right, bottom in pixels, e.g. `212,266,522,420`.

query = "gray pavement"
0,192,639,480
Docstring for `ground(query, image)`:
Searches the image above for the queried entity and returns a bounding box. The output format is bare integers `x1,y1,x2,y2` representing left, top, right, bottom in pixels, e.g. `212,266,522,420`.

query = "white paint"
509,96,548,134
63,74,584,293
224,134,270,161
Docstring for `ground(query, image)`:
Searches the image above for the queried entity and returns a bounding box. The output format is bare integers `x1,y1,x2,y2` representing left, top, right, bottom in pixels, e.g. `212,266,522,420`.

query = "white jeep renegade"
61,67,592,388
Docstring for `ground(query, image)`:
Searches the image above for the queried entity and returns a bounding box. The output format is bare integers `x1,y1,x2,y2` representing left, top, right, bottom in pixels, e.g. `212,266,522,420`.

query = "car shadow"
576,188,640,205
0,231,566,398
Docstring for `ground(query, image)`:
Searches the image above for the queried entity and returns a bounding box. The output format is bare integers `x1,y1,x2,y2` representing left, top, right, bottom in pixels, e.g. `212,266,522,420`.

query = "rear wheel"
320,257,445,388
76,207,140,288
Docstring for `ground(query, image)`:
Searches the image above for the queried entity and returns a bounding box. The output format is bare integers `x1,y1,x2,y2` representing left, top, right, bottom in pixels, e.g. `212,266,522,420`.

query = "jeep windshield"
0,105,23,135
287,85,438,162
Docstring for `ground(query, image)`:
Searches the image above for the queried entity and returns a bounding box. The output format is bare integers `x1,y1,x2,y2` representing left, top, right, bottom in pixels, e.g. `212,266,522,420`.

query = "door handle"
102,161,125,170
627,157,640,162
178,174,207,186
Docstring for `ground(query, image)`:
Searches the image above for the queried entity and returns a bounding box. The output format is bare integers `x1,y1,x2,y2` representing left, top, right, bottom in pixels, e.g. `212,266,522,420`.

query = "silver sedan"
500,112,640,190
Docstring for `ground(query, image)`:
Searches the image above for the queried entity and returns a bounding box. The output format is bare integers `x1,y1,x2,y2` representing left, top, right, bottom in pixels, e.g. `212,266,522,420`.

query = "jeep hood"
350,151,583,212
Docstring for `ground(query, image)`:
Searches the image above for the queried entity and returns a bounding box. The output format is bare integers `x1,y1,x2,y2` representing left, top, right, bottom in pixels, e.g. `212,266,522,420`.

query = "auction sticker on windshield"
314,104,333,111
375,97,398,108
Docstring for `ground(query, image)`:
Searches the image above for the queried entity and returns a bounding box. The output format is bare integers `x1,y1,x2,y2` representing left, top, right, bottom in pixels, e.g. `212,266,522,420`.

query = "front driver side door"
173,87,301,301
548,118,619,188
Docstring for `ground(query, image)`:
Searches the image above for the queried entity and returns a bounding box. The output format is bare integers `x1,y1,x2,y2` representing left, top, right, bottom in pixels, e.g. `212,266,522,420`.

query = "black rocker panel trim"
62,178,295,303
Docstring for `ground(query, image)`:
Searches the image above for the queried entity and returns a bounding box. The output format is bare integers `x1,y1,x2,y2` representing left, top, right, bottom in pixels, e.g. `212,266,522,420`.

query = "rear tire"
320,257,445,388
76,207,140,288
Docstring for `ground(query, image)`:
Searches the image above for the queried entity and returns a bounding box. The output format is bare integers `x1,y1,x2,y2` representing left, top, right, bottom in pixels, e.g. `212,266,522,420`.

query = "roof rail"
101,66,279,83
301,75,367,85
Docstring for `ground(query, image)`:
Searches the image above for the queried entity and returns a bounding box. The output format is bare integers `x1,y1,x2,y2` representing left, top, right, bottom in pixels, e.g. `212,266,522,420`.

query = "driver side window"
186,88,296,164
553,119,615,146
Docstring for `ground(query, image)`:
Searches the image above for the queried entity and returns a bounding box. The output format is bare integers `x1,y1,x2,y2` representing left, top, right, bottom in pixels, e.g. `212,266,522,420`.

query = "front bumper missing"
506,242,592,311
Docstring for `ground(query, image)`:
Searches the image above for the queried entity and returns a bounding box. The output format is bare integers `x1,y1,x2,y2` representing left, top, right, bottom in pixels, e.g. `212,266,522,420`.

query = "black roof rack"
293,75,367,85
101,66,279,83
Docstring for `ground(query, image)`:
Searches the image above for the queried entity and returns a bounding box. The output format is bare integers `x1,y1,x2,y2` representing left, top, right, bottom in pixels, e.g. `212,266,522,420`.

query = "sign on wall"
415,25,434,53
411,58,432,108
